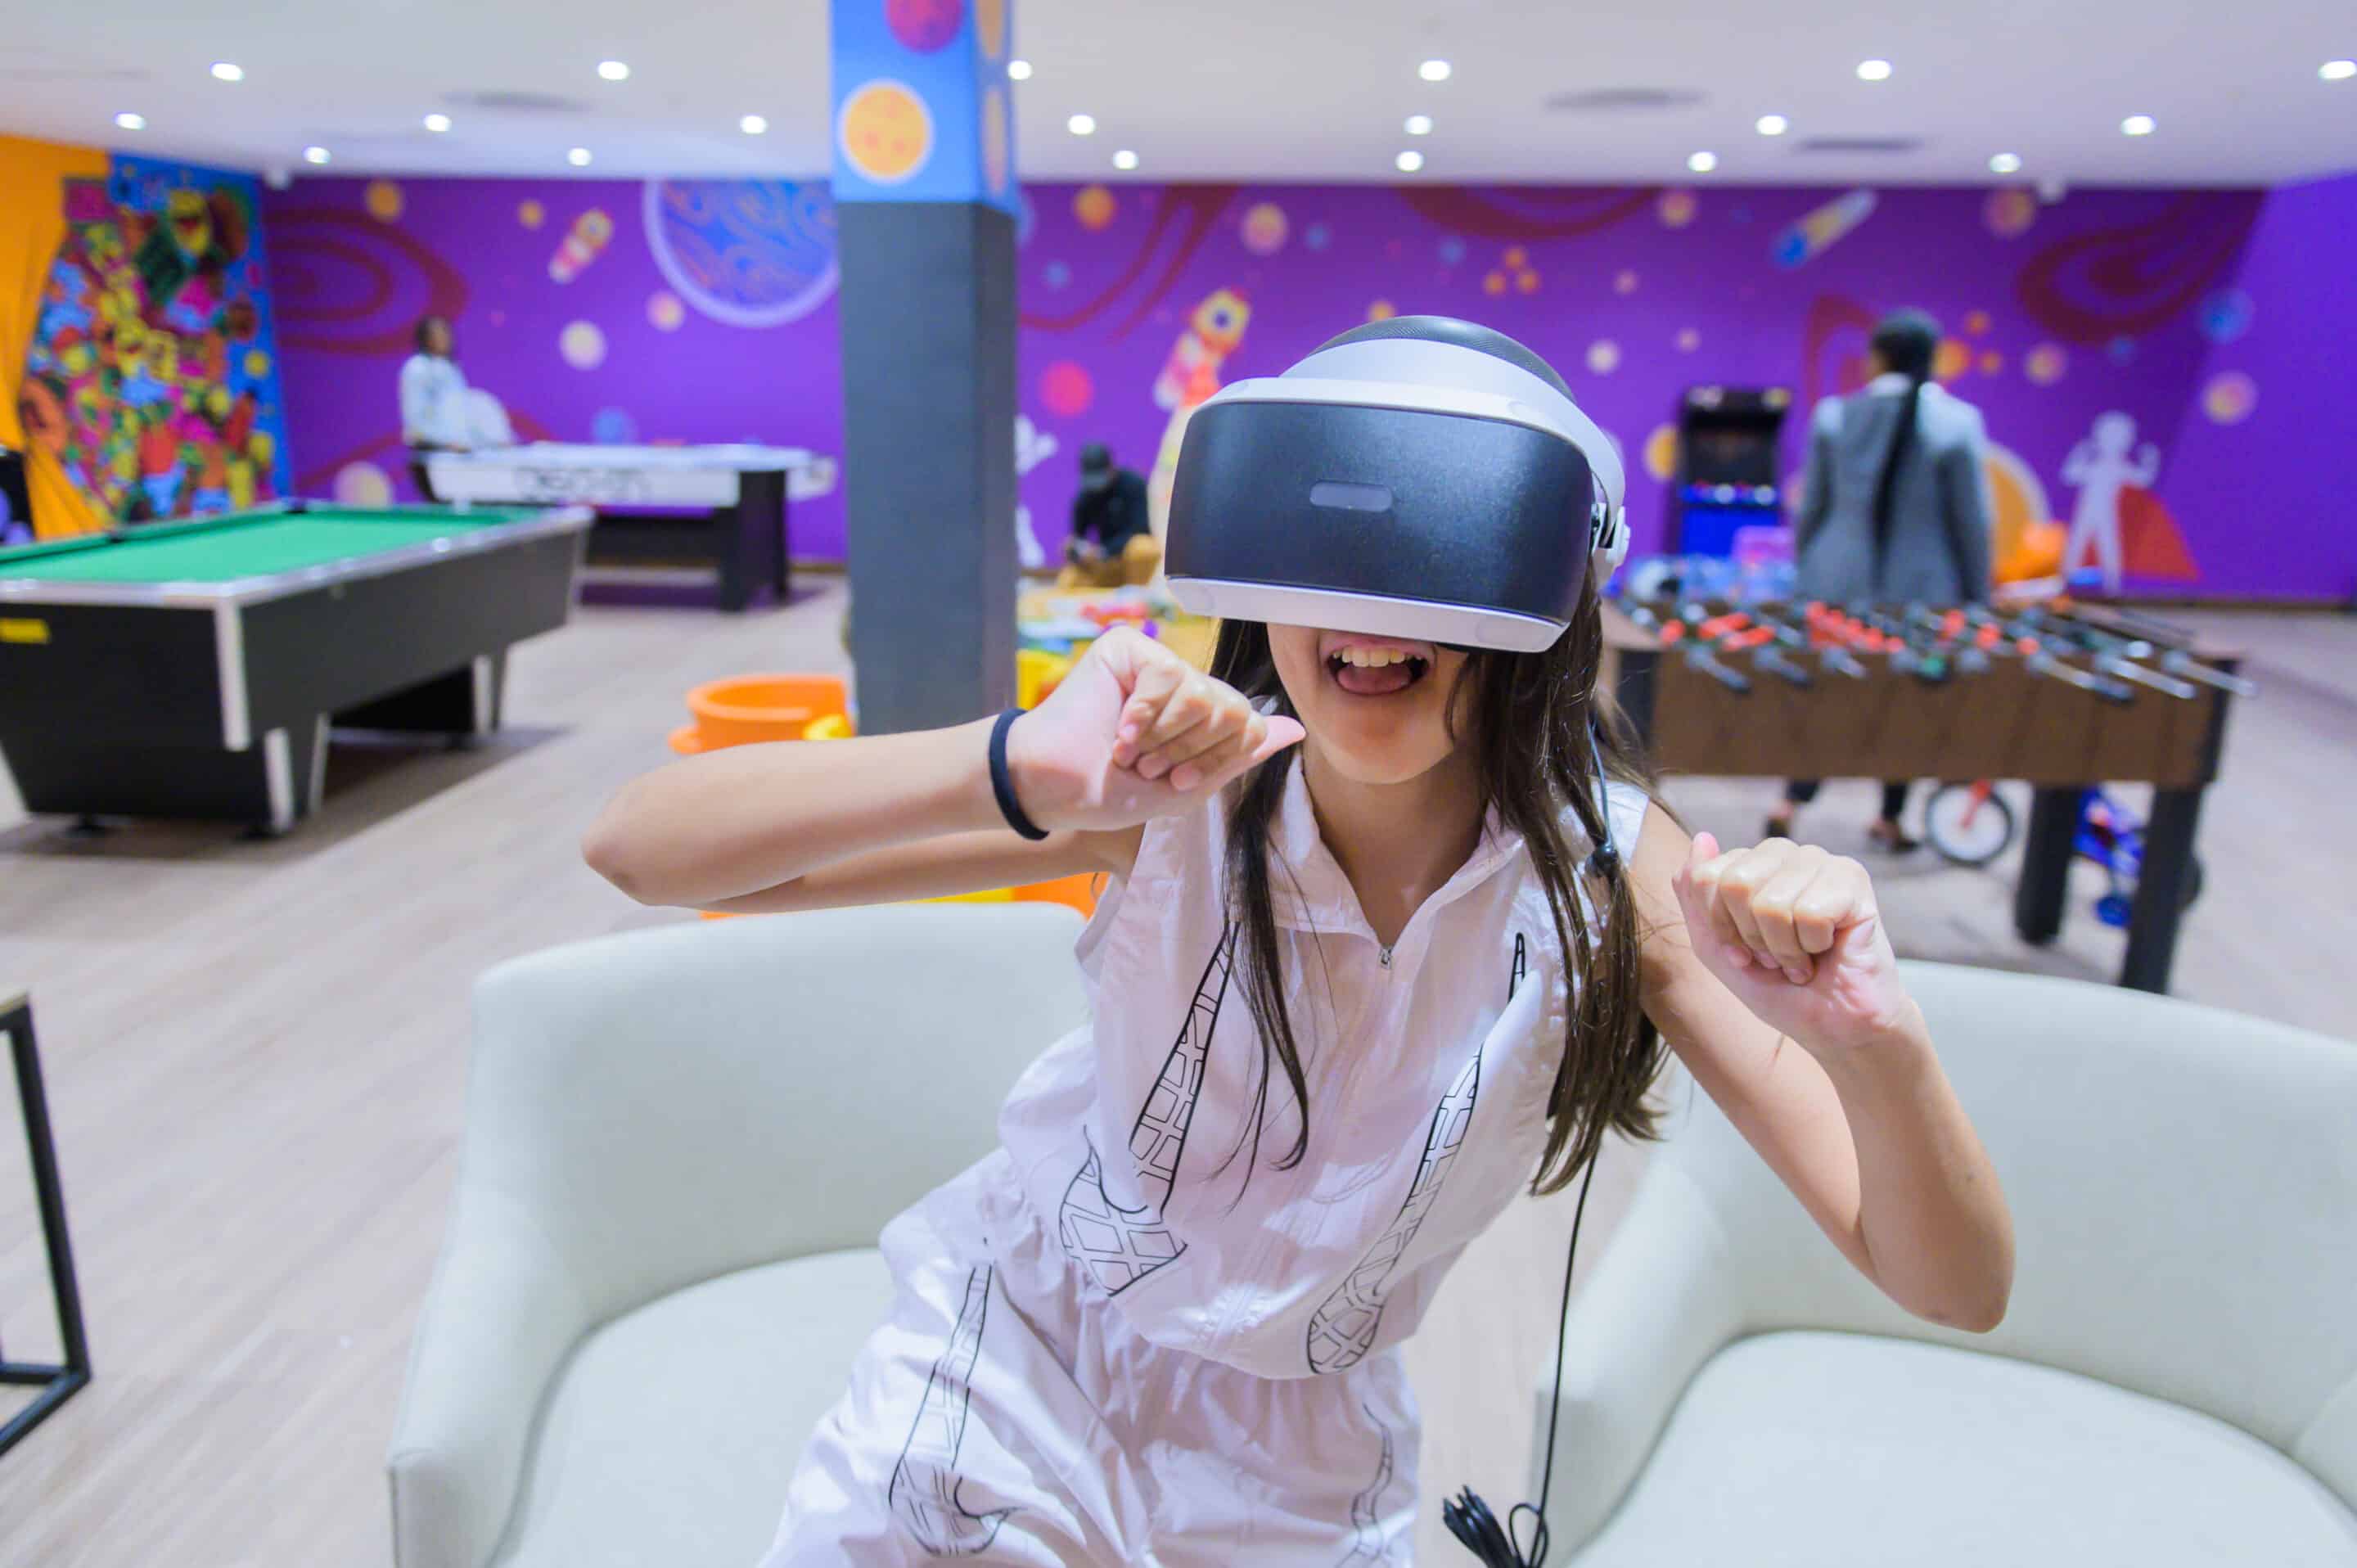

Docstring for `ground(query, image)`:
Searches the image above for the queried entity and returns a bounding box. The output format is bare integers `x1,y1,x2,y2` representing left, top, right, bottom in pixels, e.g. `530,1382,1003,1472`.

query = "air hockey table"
426,443,810,611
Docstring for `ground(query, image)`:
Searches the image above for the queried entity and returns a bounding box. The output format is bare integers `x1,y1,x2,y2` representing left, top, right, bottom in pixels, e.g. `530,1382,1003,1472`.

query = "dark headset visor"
1165,399,1593,627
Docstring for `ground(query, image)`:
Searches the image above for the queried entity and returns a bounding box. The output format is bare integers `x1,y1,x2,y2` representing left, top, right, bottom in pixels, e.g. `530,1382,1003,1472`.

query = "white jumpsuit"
764,760,1649,1565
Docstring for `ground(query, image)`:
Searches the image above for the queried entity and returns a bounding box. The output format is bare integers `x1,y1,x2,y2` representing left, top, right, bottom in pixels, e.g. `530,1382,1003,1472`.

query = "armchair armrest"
388,1185,590,1568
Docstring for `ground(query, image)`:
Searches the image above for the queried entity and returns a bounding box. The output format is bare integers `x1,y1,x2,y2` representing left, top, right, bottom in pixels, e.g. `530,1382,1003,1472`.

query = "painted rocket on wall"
1145,286,1251,557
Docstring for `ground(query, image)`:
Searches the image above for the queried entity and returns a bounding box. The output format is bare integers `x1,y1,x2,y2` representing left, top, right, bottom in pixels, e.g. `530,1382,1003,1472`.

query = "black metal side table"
2,991,91,1456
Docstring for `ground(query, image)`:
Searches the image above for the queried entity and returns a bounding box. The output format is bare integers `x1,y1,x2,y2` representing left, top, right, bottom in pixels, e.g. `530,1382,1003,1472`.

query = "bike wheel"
1925,782,2016,867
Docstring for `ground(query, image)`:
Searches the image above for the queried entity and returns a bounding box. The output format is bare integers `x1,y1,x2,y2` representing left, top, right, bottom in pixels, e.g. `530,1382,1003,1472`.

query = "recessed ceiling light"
1420,59,1452,82
1396,149,1426,173
597,60,630,82
1755,113,1789,136
423,112,452,133
1113,149,1139,171
1405,114,1434,136
740,114,768,135
2121,114,2156,136
2322,59,2355,82
568,146,593,166
1007,58,1032,80
1990,151,2022,173
1067,112,1096,136
1856,58,1893,82
210,61,244,83
114,111,145,130
1688,150,1719,173
303,145,331,165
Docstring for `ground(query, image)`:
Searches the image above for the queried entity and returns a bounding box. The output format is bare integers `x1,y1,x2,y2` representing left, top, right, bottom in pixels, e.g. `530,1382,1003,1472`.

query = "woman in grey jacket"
1769,310,1995,850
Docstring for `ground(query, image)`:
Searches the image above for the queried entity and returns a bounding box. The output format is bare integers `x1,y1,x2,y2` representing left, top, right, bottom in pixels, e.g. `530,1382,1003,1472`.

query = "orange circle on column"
838,79,934,184
976,0,1008,59
982,85,1010,196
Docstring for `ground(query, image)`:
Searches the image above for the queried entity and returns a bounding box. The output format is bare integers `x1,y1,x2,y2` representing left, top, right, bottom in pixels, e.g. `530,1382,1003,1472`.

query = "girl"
1774,309,1996,849
584,336,2012,1566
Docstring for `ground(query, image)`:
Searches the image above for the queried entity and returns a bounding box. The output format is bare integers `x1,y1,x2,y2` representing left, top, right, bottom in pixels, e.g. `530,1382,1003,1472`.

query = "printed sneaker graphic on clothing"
887,1266,1013,1555
1058,925,1236,1294
1306,935,1525,1374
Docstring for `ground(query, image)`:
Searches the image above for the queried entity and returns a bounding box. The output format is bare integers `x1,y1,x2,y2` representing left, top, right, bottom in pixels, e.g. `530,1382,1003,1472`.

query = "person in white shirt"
584,324,2014,1566
399,315,471,502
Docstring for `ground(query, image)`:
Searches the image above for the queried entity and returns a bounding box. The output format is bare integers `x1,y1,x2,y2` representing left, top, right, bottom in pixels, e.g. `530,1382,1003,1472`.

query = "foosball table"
1602,595,2252,994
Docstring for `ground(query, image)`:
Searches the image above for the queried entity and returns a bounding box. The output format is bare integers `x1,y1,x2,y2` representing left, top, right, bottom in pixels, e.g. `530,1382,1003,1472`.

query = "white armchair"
1539,960,2357,1565
388,904,1087,1568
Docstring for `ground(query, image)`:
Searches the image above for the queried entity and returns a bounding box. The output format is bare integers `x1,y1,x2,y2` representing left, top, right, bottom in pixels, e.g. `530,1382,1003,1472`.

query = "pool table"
0,502,592,834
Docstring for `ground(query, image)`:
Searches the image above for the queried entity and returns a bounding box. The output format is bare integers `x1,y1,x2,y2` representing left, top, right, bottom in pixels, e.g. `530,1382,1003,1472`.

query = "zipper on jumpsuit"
1199,876,1481,1359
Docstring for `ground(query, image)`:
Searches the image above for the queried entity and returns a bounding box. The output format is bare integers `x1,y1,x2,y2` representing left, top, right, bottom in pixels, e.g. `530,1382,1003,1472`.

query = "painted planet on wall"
2197,289,2253,344
2025,343,2068,385
644,178,839,328
1643,424,1678,481
365,180,403,223
334,461,393,506
1242,202,1290,256
559,320,607,370
1656,188,1697,228
1074,185,1117,230
1040,360,1094,417
2202,371,2256,424
1984,187,2036,239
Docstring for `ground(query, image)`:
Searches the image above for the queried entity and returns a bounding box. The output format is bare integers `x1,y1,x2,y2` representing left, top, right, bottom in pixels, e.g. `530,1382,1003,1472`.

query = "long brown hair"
1206,586,1668,1196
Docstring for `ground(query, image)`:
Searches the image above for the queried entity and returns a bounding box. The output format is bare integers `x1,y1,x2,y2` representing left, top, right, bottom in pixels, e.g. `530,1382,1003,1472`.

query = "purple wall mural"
264,175,846,542
267,172,2350,599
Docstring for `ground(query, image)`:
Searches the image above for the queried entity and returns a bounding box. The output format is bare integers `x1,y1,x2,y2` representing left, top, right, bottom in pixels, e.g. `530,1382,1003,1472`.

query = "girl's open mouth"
1323,636,1435,697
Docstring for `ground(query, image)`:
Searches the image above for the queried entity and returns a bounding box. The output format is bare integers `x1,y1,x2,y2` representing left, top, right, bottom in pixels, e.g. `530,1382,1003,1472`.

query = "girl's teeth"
1339,647,1407,667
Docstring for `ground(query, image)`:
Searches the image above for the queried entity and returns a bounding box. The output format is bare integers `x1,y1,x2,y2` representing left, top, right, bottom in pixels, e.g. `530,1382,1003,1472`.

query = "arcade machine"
1670,385,1790,558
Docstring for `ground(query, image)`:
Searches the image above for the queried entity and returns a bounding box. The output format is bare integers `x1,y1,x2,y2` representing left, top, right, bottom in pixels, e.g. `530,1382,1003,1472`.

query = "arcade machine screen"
1672,386,1790,558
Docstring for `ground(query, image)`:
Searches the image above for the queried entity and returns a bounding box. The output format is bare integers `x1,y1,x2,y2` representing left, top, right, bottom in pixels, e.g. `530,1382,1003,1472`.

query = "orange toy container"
1016,872,1104,918
669,674,849,755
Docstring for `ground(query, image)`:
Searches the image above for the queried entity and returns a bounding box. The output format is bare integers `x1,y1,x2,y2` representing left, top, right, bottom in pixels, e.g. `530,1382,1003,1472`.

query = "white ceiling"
2,0,2352,188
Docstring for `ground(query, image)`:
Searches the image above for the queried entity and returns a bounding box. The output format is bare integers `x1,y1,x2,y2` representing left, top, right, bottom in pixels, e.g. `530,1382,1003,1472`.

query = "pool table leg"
333,655,504,741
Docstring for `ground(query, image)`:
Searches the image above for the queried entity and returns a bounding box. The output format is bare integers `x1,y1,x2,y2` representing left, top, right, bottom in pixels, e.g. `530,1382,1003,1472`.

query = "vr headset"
1164,316,1628,654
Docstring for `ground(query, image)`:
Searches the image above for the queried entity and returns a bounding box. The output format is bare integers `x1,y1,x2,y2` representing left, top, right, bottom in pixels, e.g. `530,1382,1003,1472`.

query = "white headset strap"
1549,396,1625,525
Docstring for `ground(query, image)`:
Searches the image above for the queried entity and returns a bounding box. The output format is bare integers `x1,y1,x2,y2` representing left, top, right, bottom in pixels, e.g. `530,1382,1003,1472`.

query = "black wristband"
989,709,1050,841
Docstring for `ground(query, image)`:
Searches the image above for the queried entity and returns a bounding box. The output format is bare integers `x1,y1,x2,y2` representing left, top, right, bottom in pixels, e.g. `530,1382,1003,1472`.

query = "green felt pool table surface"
0,506,548,584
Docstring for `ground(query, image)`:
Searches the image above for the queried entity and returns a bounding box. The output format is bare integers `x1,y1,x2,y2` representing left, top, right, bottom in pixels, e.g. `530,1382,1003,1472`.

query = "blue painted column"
832,0,1021,735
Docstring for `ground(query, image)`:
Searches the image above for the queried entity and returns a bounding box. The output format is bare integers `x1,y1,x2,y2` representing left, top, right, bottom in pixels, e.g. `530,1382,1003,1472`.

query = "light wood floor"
1,588,2350,1566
